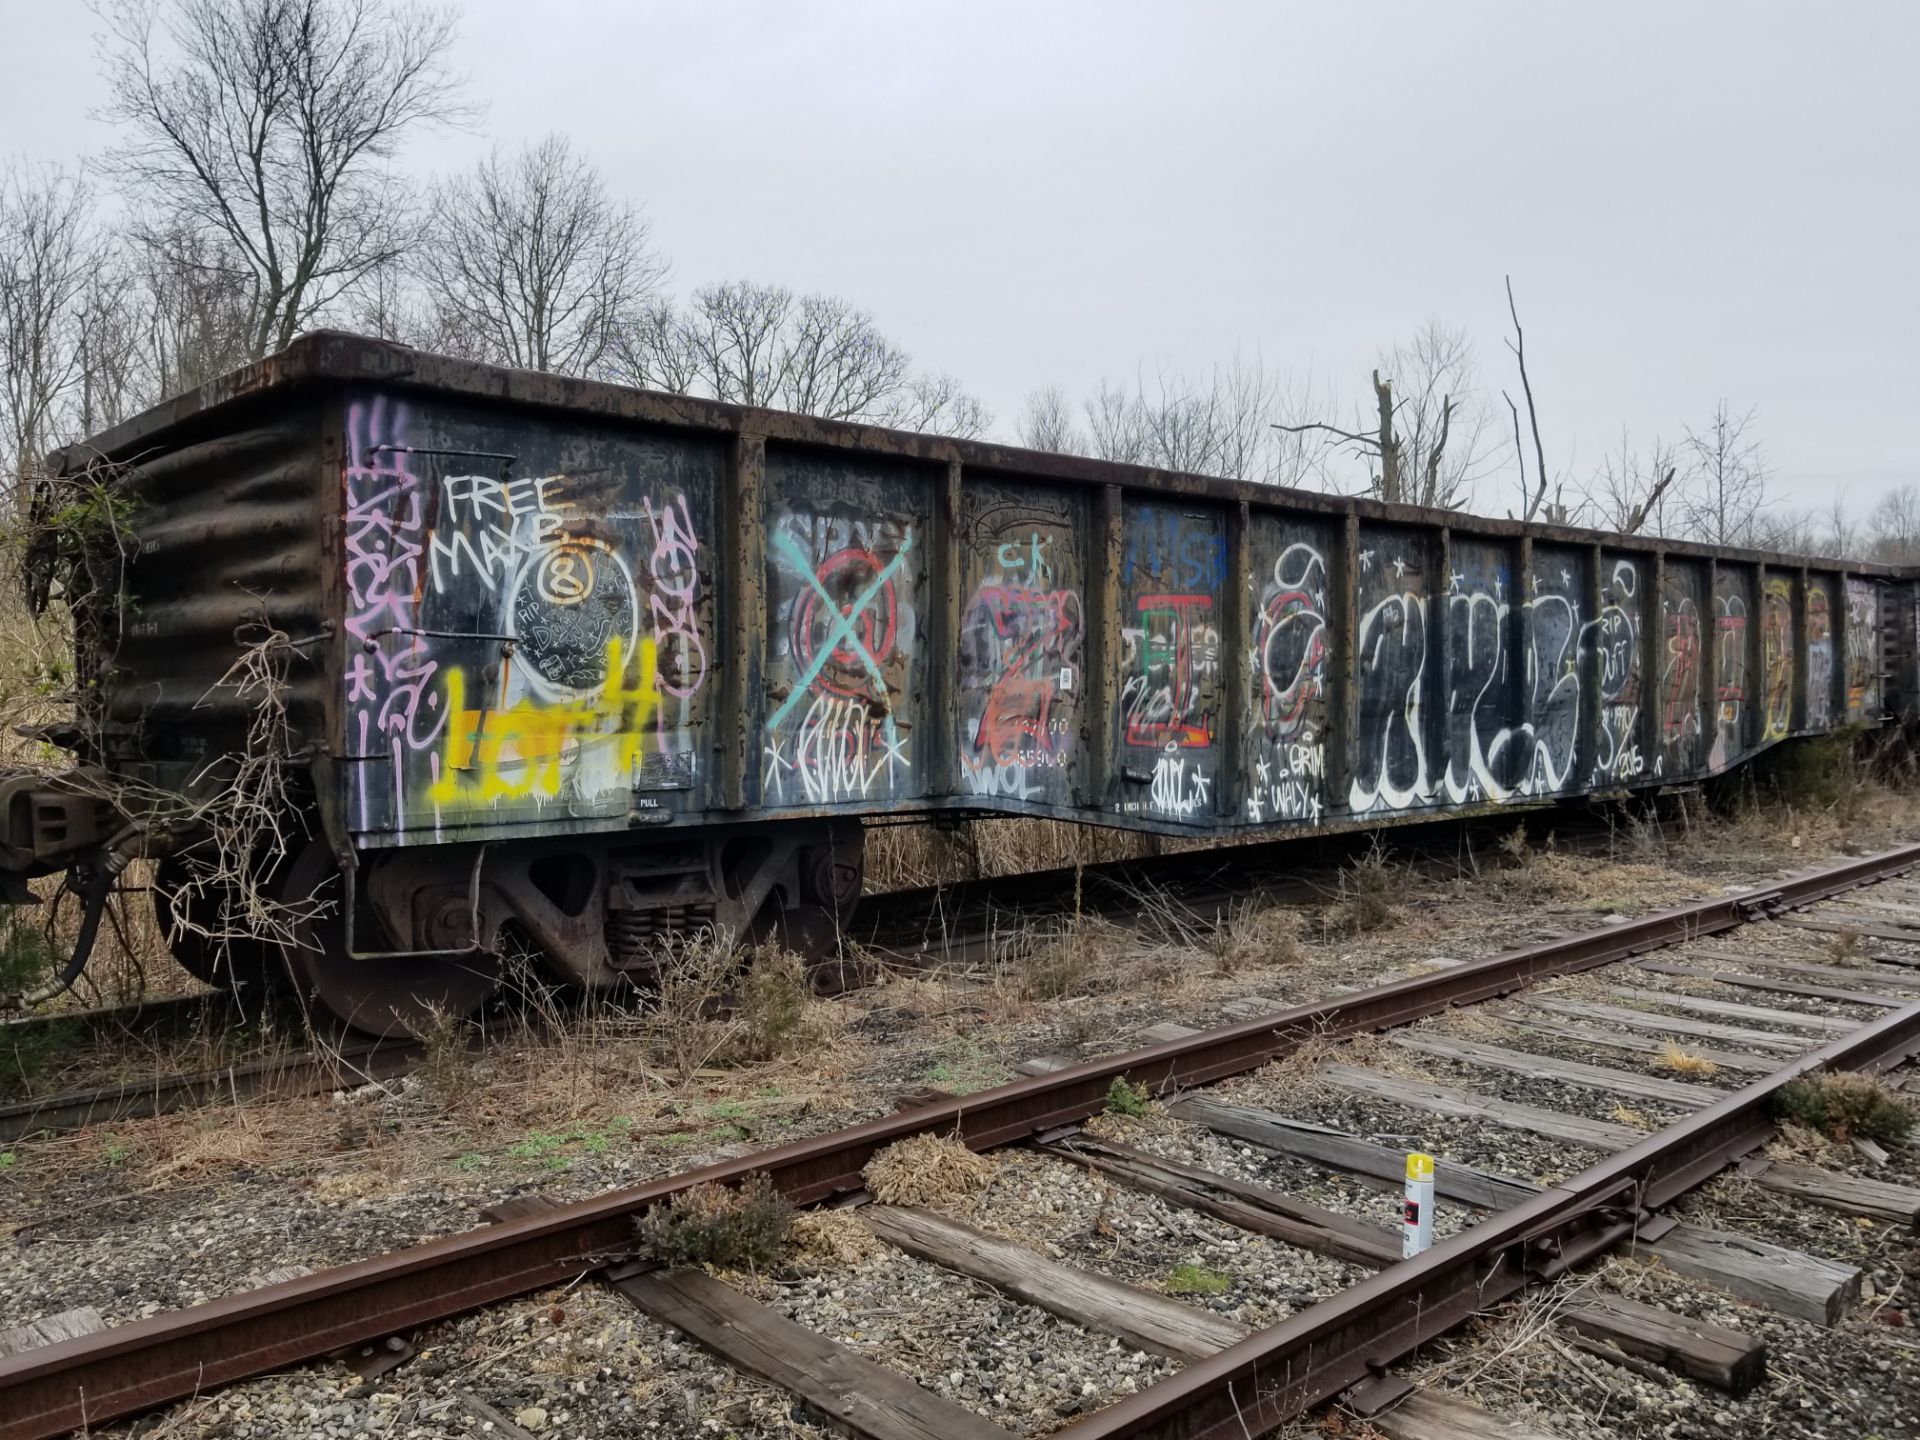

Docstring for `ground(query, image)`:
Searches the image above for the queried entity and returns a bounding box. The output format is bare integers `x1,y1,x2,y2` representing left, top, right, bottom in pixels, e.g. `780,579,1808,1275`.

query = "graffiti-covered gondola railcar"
10,333,1916,1033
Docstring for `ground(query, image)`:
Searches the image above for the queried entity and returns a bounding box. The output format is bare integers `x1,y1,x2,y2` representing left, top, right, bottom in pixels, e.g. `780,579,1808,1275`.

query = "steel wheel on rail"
151,854,287,996
275,839,502,1038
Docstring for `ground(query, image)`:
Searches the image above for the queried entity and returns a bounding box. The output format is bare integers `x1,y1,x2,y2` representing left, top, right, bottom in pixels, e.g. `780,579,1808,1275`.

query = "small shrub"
1658,1043,1718,1078
637,1172,792,1270
1338,844,1399,934
409,1006,472,1101
734,946,812,1061
1771,1072,1915,1145
1166,1263,1231,1295
1105,1076,1152,1118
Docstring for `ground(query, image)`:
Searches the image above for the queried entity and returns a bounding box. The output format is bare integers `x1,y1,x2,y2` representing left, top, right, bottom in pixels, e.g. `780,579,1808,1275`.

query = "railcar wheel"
151,855,284,996
783,828,866,992
276,841,502,1038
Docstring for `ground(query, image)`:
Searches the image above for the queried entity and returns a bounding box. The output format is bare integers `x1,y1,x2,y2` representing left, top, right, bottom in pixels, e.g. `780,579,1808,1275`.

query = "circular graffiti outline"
791,546,899,701
506,535,641,700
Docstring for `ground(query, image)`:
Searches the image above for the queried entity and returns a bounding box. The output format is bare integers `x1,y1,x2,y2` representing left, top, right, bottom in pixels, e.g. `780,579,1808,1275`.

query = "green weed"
1105,1076,1152,1118
1166,1263,1231,1295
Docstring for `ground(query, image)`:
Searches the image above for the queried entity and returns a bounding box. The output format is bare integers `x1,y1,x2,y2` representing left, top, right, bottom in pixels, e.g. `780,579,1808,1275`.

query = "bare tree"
416,135,665,376
1070,355,1276,480
1583,427,1683,537
0,163,99,495
1016,384,1081,453
96,0,471,361
612,280,990,435
1681,400,1770,546
1274,319,1498,508
1867,484,1920,564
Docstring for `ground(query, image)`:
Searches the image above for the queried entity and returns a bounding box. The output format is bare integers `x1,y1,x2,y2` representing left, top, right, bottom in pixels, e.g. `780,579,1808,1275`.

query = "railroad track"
4,843,1920,1438
0,802,1676,1146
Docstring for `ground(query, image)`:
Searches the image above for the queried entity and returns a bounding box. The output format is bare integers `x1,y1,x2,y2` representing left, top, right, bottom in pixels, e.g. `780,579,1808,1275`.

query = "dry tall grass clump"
787,1210,883,1265
862,1132,994,1206
1658,1041,1718,1078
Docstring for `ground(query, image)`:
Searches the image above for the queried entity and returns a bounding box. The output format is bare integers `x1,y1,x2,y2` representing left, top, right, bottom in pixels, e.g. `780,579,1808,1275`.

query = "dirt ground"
1,777,1917,1437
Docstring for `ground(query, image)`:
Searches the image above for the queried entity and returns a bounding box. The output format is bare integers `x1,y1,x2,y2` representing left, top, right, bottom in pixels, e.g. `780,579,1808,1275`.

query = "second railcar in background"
10,333,1914,1033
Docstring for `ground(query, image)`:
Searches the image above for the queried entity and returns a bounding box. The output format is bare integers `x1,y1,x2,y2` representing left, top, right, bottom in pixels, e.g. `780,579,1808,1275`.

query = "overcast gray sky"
3,1,1914,517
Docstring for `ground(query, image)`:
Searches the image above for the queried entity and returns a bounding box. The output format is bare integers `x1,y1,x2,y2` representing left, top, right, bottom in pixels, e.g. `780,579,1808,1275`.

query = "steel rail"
1059,984,1920,1438
3,841,1917,1440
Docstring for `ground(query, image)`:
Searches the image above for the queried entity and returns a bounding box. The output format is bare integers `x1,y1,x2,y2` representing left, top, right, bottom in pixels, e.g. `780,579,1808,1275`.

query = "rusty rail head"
1056,988,1920,1440
3,841,1918,1439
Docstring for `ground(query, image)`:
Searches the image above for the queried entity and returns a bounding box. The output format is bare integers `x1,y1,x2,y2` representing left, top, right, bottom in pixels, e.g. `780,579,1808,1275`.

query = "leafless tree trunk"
1503,276,1551,521
1583,428,1683,537
416,135,665,376
1273,319,1494,508
97,0,471,361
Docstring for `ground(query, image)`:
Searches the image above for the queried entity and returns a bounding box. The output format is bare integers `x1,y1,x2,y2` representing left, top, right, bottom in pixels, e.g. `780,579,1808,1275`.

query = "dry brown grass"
862,1132,994,1207
787,1210,883,1265
1657,1041,1718,1078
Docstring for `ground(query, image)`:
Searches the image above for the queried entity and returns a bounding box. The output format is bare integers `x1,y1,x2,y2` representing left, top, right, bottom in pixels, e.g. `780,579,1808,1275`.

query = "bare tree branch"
1504,275,1550,521
95,0,474,360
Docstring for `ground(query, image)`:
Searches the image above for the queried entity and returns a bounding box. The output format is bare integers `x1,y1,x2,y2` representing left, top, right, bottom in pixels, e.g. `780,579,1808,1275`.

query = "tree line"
3,0,1913,565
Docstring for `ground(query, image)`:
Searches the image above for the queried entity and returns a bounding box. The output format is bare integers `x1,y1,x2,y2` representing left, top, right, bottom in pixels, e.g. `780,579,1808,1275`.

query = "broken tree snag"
1523,996,1809,1054
611,1267,1017,1440
1038,1135,1402,1268
1368,1387,1566,1440
1640,1224,1863,1328
1316,1063,1646,1153
1167,1095,1541,1210
1558,1292,1765,1396
1743,1158,1920,1228
1388,1032,1722,1108
1604,985,1855,1035
862,1205,1250,1362
1492,1010,1777,1074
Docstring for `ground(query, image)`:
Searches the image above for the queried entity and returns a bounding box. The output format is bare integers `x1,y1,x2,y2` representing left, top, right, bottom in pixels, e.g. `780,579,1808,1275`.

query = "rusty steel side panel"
1709,563,1755,772
49,333,1920,854
84,409,333,806
1806,572,1839,730
334,391,725,842
1761,570,1795,743
1528,543,1587,794
1845,575,1881,721
1241,512,1337,825
1658,557,1707,778
954,478,1089,807
1113,499,1229,825
759,449,932,810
